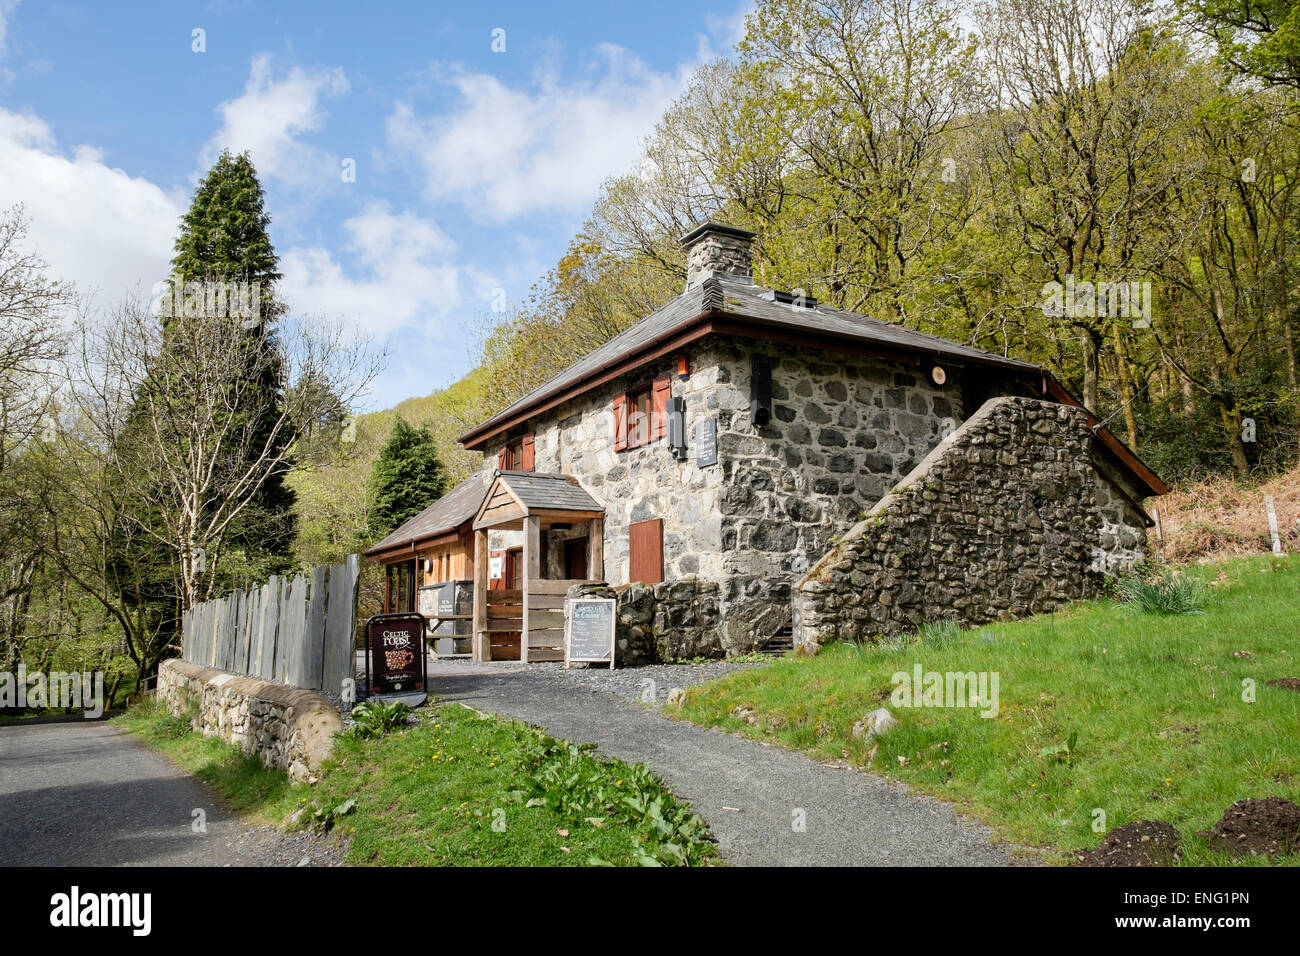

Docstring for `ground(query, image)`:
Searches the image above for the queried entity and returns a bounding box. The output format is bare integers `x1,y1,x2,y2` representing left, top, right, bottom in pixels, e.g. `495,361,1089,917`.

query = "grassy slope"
119,698,718,866
678,554,1300,865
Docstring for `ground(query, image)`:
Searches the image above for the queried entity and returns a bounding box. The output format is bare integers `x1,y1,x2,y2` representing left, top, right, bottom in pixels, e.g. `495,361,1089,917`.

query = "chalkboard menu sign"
366,613,426,694
565,598,616,669
696,417,718,467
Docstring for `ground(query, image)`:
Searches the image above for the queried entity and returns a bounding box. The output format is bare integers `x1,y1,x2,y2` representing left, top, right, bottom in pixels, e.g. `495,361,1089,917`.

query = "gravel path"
423,659,1021,867
0,720,345,866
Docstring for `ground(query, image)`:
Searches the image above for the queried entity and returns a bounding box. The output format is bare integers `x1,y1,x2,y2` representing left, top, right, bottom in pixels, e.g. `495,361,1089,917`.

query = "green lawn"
677,554,1300,865
120,697,718,866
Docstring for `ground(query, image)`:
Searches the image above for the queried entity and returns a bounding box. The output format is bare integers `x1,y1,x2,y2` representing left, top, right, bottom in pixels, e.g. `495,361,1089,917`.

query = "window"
613,375,671,452
497,433,535,471
628,384,653,448
385,560,415,613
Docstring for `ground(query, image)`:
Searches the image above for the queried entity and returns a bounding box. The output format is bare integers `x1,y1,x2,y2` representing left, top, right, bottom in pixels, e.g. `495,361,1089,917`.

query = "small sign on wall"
489,554,504,580
696,417,718,467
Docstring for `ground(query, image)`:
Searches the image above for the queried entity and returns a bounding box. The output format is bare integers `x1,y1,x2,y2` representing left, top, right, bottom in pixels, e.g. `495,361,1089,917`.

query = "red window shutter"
613,394,629,451
520,433,535,472
651,375,671,440
497,446,510,470
629,518,664,584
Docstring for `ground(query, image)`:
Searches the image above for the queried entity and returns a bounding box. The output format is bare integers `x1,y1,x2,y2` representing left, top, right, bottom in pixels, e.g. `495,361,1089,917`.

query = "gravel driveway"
0,720,343,866
423,659,1021,866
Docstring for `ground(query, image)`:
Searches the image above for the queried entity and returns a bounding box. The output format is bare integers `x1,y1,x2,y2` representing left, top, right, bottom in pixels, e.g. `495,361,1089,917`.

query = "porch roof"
473,470,604,531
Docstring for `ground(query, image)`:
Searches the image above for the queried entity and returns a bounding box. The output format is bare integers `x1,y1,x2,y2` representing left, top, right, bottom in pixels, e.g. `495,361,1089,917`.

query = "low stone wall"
157,658,343,782
569,579,724,665
792,396,1149,651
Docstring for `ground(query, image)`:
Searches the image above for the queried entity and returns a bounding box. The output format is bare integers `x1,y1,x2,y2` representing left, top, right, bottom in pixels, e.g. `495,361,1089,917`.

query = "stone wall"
157,658,342,782
712,339,969,651
488,344,731,585
569,579,724,664
485,337,971,654
792,397,1149,651
484,337,1149,658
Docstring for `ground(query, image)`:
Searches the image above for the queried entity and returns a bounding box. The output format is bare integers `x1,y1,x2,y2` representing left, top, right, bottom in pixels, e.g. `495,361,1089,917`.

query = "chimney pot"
680,221,756,291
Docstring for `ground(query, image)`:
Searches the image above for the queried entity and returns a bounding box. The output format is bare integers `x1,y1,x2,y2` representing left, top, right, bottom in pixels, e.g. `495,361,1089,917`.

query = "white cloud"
200,54,349,188
0,107,183,303
280,202,487,343
386,44,693,220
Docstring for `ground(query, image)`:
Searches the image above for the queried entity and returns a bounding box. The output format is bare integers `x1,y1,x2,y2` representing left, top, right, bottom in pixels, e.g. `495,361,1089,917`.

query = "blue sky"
0,0,748,408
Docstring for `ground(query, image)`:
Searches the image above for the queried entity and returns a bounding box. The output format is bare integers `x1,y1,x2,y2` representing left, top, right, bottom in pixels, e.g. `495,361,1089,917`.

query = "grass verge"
676,554,1300,865
119,696,719,866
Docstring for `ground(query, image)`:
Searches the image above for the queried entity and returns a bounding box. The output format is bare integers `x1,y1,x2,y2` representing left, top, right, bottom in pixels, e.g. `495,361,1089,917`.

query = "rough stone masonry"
792,396,1149,650
157,658,342,781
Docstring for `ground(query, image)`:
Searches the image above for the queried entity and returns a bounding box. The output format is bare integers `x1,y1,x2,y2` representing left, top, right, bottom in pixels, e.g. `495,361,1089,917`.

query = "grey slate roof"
364,470,490,555
495,470,603,514
461,274,1040,444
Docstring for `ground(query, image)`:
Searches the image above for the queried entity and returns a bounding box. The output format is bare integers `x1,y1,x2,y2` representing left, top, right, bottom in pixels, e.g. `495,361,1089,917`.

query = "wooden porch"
471,471,605,662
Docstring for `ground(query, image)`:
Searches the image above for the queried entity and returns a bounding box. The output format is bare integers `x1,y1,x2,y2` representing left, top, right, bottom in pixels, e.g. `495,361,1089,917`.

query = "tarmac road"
0,720,337,866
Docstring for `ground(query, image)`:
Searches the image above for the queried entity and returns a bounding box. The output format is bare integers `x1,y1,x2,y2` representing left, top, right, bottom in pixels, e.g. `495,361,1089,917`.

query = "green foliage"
1117,571,1209,615
507,733,716,866
302,797,357,832
170,149,297,571
346,697,413,739
1037,731,1081,765
1184,0,1300,89
367,418,447,538
311,704,719,865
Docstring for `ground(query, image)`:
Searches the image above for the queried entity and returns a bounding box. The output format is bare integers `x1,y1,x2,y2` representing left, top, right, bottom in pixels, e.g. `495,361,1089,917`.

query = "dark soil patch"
1206,797,1300,858
1076,820,1182,867
1265,677,1300,692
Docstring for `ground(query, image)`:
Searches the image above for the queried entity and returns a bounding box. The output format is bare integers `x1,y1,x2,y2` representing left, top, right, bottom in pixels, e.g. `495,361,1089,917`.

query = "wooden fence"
180,555,360,694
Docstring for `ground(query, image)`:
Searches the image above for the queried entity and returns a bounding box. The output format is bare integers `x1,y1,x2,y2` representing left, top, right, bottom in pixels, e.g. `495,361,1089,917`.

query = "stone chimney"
680,221,756,291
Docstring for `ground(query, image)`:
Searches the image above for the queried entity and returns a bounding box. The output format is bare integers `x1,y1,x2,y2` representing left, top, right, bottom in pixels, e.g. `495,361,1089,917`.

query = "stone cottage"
367,222,1166,660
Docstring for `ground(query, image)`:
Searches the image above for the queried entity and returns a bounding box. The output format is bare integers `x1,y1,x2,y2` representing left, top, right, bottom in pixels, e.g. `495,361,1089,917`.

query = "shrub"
1117,572,1207,615
918,618,962,649
347,697,412,739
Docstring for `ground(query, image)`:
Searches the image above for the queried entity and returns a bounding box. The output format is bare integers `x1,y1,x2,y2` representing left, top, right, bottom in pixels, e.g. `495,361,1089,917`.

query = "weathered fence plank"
259,577,279,680
179,558,359,692
304,564,329,691
322,555,359,698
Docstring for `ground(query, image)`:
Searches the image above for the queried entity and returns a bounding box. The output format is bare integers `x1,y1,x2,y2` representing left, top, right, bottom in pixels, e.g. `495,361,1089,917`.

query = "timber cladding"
629,518,665,584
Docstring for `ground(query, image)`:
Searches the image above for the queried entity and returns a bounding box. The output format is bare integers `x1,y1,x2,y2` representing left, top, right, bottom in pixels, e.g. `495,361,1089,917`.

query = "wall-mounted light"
931,365,947,386
677,354,690,380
